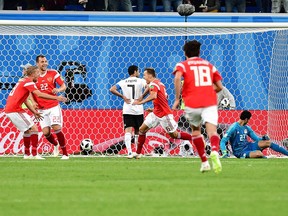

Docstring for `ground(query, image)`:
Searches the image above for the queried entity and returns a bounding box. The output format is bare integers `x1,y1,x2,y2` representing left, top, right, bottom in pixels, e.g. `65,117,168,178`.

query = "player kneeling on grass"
4,66,67,159
220,110,288,158
132,68,193,159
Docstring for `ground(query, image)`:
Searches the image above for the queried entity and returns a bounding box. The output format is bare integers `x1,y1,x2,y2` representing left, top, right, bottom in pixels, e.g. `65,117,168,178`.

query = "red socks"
136,133,146,154
30,133,39,156
192,135,207,162
178,132,192,140
210,135,220,152
23,134,31,155
45,133,58,146
55,130,68,156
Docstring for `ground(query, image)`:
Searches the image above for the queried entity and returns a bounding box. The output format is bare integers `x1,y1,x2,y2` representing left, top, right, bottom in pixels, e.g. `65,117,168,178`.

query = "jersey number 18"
190,66,212,87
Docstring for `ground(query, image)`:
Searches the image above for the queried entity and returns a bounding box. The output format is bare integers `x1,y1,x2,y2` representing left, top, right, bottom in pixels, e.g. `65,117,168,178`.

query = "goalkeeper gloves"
221,150,229,158
262,134,270,140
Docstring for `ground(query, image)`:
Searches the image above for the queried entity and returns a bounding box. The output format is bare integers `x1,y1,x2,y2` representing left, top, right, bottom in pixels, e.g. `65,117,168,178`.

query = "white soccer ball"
220,98,230,109
80,139,94,152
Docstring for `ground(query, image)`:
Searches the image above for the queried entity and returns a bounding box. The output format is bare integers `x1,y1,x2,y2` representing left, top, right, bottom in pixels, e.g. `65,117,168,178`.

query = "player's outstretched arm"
23,98,43,121
247,126,262,141
52,83,66,94
139,86,149,101
33,90,67,102
172,71,182,110
27,93,38,109
133,91,157,105
220,125,236,157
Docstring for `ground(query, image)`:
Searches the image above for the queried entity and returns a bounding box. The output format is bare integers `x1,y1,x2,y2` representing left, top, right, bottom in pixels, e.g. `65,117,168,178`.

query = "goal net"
0,21,287,157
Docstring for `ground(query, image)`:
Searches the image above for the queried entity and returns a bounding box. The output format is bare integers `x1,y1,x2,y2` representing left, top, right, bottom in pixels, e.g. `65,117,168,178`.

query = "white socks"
124,133,132,154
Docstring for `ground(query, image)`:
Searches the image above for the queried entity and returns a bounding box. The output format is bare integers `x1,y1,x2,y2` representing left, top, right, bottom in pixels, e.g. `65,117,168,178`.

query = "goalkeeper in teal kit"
220,110,288,158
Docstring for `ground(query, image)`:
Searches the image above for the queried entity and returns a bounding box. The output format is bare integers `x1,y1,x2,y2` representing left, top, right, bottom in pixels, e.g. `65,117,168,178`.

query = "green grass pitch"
0,157,287,216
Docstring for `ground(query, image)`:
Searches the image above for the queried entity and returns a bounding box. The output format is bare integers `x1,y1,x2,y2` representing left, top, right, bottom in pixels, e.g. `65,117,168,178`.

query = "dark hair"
183,40,201,58
128,65,138,75
240,110,252,120
144,67,156,77
26,66,38,76
36,54,46,63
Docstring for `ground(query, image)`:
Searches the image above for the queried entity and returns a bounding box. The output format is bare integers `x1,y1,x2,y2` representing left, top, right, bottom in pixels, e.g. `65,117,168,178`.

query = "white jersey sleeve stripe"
176,63,186,73
53,73,60,82
151,83,160,90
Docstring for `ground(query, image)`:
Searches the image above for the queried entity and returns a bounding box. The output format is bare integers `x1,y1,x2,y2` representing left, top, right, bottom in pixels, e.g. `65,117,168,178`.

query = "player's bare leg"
248,150,265,158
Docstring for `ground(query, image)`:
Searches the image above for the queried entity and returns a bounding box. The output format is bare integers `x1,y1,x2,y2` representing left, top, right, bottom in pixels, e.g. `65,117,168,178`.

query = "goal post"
0,19,287,156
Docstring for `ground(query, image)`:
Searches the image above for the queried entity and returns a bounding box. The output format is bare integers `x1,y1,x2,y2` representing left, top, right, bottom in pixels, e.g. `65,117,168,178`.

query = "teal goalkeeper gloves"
262,134,270,140
221,150,229,158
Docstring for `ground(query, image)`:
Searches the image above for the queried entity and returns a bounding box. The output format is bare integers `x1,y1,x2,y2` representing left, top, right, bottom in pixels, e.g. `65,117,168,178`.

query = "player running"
220,110,288,158
132,67,193,159
172,40,223,173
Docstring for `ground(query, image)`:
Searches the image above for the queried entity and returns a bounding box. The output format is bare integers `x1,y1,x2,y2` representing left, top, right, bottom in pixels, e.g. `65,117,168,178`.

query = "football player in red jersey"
173,40,223,173
132,67,193,158
5,66,67,159
35,55,69,159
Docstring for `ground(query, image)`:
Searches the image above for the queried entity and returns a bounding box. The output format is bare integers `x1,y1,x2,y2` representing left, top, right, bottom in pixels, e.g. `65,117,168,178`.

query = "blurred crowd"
0,0,287,13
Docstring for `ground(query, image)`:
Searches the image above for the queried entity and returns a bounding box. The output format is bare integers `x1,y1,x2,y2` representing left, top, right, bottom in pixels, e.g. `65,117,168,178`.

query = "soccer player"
110,65,147,158
35,55,69,159
220,110,288,158
5,66,67,159
172,40,223,173
20,63,38,110
178,84,235,157
132,67,193,159
217,86,235,110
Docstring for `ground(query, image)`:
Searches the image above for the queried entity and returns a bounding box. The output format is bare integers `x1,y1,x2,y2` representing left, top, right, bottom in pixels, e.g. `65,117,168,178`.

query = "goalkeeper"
217,86,235,110
220,110,288,158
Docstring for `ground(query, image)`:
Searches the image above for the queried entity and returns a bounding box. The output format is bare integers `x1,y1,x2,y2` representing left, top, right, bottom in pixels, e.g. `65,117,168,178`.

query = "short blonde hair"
25,66,38,76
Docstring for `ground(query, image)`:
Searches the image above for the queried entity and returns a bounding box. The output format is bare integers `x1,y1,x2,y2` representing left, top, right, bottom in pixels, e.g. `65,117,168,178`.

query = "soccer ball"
80,139,93,155
220,98,230,109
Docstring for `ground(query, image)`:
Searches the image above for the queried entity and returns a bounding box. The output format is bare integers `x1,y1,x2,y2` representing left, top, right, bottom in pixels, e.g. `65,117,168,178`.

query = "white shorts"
184,105,218,127
5,112,34,132
38,105,63,129
144,112,178,133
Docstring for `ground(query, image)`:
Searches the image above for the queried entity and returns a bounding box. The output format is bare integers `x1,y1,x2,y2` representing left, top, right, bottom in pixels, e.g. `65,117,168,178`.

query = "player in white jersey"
217,86,235,110
110,65,147,158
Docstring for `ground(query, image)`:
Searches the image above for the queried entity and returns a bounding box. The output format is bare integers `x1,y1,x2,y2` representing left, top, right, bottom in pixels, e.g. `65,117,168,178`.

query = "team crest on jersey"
149,85,154,89
47,77,52,82
244,129,248,134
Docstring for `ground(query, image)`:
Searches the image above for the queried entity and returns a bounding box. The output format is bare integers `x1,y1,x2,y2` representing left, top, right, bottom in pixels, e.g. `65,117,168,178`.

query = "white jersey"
217,86,236,110
116,77,146,115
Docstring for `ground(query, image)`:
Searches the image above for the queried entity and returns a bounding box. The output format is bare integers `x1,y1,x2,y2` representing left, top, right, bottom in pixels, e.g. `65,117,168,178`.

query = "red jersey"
35,69,64,109
5,77,38,113
149,79,172,118
174,57,222,108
